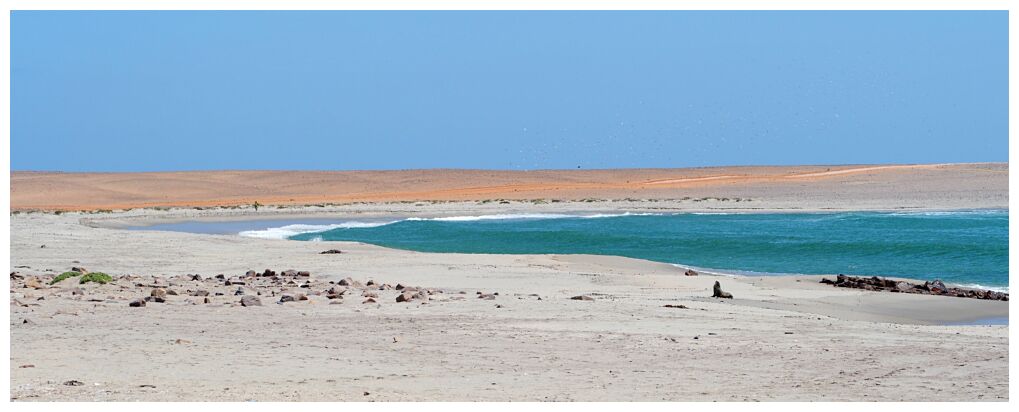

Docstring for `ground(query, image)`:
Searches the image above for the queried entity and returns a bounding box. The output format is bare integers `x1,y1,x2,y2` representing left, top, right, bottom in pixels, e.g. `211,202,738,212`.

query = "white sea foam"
237,212,660,239
238,221,396,239
955,283,1009,293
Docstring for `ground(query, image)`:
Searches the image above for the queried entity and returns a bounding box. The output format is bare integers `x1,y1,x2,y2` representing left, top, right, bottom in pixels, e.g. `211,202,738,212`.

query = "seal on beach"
712,281,733,299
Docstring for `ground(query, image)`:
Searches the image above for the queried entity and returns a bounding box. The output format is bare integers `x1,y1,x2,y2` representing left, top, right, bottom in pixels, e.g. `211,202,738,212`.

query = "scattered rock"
712,281,733,299
279,295,296,303
570,295,595,301
240,295,262,307
245,270,257,277
24,277,45,289
63,380,84,386
338,278,355,286
663,304,688,309
128,299,146,307
478,293,496,300
396,292,415,303
297,271,310,277
144,296,165,303
190,290,210,297
320,249,343,254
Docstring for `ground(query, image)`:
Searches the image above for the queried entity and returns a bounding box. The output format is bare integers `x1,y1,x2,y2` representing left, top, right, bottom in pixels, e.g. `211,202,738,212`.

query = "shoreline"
9,167,1009,401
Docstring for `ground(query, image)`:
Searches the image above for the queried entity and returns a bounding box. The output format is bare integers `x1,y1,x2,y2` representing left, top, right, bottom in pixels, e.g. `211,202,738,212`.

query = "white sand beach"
8,178,1009,401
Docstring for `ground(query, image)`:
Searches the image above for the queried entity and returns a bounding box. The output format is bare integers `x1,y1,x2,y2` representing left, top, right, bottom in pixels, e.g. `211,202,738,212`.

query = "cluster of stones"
820,274,1008,301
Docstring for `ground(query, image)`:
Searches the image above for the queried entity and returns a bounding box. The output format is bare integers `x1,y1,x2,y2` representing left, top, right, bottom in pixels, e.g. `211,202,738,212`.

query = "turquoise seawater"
287,211,1009,290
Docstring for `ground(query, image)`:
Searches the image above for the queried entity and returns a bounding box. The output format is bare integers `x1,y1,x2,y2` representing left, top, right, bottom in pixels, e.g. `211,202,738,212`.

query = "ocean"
238,210,1011,291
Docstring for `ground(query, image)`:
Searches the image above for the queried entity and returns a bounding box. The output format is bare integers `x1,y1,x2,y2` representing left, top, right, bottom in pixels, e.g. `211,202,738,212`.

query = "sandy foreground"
9,196,1010,402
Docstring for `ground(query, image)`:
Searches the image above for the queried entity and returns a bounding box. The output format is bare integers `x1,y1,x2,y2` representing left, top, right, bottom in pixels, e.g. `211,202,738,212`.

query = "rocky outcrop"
819,275,1008,301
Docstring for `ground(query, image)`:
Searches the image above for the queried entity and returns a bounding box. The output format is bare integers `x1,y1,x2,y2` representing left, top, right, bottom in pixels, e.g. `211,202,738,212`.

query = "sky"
10,11,1008,172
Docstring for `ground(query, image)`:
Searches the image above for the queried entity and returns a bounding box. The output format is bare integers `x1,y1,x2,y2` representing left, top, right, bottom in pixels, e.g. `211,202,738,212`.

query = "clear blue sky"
11,11,1007,172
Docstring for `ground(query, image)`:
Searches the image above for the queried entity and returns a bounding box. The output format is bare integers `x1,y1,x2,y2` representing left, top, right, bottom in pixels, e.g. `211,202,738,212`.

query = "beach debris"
128,298,146,307
63,380,84,386
478,293,497,300
663,304,688,309
140,384,157,389
320,249,343,254
570,295,595,301
19,364,34,368
819,274,1008,301
684,269,699,276
240,295,262,307
712,281,733,299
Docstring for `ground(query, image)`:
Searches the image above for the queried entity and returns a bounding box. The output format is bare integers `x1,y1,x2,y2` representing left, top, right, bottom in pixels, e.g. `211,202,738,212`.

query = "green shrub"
79,272,113,285
50,271,82,285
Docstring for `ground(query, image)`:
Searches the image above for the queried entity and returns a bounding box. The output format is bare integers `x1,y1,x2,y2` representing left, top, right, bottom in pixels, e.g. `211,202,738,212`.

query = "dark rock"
240,296,262,307
320,249,343,254
189,274,203,281
819,274,1008,301
478,293,496,300
245,270,257,277
63,380,84,386
129,299,146,307
190,290,210,297
279,295,296,303
684,269,699,276
144,296,165,303
297,271,310,277
663,304,688,309
71,267,89,274
570,295,595,301
338,278,355,286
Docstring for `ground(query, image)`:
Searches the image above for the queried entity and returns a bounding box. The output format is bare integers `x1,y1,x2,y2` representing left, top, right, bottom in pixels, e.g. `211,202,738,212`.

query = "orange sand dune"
9,163,1007,211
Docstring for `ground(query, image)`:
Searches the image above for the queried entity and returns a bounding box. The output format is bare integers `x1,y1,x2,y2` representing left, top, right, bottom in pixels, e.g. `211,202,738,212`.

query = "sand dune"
9,163,1008,211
